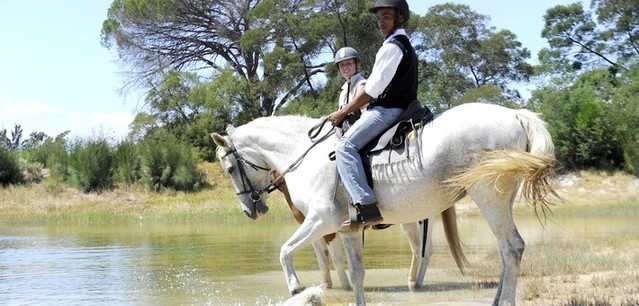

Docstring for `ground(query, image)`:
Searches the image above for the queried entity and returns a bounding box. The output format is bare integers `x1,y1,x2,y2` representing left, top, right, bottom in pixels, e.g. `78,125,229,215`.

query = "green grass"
0,161,297,224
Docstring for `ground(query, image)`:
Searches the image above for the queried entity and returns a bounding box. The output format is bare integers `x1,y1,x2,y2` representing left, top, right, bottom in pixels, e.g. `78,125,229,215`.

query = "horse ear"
225,125,235,134
210,133,229,148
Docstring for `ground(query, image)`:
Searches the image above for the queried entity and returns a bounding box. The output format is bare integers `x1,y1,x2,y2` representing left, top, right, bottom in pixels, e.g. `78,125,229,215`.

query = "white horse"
211,102,556,305
271,169,466,291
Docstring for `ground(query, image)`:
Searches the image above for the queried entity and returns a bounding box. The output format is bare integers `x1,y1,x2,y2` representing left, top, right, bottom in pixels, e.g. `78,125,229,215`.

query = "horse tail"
514,109,558,212
440,206,469,274
514,109,555,157
445,109,558,215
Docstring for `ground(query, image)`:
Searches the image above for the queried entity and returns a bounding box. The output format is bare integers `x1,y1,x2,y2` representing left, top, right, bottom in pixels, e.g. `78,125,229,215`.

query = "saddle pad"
369,130,422,167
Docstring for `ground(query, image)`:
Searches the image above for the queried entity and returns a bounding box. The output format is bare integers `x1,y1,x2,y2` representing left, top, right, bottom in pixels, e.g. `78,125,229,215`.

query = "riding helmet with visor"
334,47,359,65
368,0,410,23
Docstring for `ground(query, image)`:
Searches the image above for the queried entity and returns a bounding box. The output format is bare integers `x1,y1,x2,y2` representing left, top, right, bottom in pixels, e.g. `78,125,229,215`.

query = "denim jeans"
335,106,404,205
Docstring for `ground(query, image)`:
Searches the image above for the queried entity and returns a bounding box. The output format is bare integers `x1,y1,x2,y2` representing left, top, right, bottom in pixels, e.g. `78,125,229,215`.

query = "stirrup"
348,203,361,231
341,203,384,232
339,203,361,232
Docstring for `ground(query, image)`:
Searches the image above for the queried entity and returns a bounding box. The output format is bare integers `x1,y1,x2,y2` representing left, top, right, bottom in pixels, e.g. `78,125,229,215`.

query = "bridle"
220,117,335,204
221,145,275,203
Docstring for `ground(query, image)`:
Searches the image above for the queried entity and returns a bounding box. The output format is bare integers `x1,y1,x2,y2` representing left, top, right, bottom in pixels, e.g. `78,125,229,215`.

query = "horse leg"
310,239,333,288
324,233,352,291
274,171,344,290
339,230,366,305
400,220,433,290
280,214,333,295
471,183,523,306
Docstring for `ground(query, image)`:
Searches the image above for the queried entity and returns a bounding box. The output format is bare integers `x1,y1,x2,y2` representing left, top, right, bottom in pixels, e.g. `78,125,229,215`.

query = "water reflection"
0,213,637,305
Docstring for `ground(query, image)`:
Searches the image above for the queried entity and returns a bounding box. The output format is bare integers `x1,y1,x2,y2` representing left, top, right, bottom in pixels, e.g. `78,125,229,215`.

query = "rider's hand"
328,110,347,127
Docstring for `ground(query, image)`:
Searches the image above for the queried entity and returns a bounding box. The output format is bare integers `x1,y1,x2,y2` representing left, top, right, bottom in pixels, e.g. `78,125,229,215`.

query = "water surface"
1,212,637,305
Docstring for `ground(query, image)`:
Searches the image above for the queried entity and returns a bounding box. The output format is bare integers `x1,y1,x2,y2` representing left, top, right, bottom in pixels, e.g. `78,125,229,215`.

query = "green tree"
1,124,24,151
591,0,639,67
22,132,49,151
531,69,628,170
101,0,396,114
539,1,638,76
101,0,361,119
414,3,532,112
611,63,639,174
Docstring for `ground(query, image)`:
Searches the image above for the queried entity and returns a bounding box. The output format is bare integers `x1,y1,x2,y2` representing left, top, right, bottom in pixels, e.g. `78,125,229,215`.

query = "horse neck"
234,116,318,171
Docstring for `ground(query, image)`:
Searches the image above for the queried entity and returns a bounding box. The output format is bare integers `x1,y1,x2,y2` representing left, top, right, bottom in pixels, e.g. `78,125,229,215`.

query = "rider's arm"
328,43,403,126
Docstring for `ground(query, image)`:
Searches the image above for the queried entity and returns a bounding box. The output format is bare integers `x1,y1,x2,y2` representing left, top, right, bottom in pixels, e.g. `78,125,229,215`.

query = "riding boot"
341,202,384,231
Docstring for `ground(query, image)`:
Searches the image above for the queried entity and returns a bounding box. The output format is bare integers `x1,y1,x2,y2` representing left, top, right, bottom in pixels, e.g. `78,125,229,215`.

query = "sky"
0,0,584,141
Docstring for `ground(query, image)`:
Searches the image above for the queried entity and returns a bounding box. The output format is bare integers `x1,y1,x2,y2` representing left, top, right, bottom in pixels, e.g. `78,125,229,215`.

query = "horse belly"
374,178,452,224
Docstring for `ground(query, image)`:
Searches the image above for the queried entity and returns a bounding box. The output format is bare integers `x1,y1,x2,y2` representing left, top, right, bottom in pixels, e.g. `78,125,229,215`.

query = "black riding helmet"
368,0,410,25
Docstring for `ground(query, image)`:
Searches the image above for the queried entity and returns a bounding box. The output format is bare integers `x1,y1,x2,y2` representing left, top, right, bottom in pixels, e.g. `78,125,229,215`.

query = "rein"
225,117,334,203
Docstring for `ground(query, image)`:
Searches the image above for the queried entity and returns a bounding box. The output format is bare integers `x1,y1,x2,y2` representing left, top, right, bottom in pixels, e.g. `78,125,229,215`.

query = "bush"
532,69,628,171
68,138,115,192
139,133,205,191
0,147,23,186
43,134,71,183
114,140,141,185
623,140,639,175
19,159,46,183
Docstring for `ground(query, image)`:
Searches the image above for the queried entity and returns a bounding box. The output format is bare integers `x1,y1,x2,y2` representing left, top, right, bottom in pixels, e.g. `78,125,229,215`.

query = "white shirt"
364,29,407,99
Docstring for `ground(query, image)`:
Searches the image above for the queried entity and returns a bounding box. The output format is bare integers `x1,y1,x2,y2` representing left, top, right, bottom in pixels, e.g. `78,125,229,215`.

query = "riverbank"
1,167,638,305
1,165,637,222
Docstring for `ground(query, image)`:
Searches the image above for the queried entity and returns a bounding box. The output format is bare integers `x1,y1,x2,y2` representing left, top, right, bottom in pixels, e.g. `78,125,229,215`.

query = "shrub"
0,147,23,186
623,140,639,175
139,134,205,191
68,138,115,192
19,159,46,183
114,140,141,185
43,134,71,183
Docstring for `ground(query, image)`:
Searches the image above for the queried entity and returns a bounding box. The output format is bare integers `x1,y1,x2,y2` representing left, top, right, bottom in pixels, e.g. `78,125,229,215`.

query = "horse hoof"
291,286,306,295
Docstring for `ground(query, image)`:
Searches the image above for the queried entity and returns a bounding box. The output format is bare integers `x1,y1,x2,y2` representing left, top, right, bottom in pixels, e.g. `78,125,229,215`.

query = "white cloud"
4,103,55,119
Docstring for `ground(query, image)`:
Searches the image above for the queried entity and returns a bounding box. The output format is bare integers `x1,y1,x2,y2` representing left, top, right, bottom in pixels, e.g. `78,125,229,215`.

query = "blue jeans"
335,106,404,205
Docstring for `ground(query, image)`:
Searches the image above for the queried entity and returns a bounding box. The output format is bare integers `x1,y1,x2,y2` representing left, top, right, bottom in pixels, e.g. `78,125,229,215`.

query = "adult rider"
327,0,418,231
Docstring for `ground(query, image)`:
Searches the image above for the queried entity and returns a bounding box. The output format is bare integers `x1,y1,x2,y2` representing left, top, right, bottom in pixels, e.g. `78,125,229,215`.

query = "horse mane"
229,116,321,141
229,115,318,135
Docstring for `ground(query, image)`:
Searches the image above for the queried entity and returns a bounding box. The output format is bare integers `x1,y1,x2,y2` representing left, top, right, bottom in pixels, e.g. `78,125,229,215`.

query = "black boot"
357,203,383,226
341,202,384,231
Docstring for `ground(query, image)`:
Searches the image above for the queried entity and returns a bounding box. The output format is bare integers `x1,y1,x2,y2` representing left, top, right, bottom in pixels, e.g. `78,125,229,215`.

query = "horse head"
211,132,272,220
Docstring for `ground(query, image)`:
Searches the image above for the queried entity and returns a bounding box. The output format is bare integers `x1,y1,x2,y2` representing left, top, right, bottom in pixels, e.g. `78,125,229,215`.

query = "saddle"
330,101,434,230
357,100,433,186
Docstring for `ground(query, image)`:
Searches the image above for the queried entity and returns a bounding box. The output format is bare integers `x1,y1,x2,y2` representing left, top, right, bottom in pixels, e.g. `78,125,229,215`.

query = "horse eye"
227,166,234,174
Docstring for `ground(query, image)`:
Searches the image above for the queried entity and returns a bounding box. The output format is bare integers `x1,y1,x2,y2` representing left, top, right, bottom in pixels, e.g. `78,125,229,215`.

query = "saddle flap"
366,100,430,153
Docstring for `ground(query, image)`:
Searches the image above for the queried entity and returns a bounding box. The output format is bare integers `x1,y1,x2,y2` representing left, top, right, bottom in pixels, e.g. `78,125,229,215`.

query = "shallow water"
0,213,637,305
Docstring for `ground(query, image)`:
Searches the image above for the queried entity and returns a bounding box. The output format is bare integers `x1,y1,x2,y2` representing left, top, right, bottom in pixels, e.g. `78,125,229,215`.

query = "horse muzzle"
242,200,269,220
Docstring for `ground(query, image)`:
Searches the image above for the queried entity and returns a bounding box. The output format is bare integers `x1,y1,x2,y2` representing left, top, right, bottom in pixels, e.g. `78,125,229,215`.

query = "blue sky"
0,0,583,141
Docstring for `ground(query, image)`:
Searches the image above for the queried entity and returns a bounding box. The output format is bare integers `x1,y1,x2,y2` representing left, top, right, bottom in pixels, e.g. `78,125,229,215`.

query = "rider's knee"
336,138,358,156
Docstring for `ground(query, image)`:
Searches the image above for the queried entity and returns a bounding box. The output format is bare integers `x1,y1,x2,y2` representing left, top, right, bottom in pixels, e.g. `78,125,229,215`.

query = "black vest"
371,35,418,110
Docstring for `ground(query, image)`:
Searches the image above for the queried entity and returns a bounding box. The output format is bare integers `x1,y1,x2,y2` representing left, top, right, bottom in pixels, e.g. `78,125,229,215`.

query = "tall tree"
7,124,23,151
539,1,638,76
101,0,375,119
414,3,532,112
540,3,612,74
101,0,272,116
592,0,639,67
0,128,7,150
